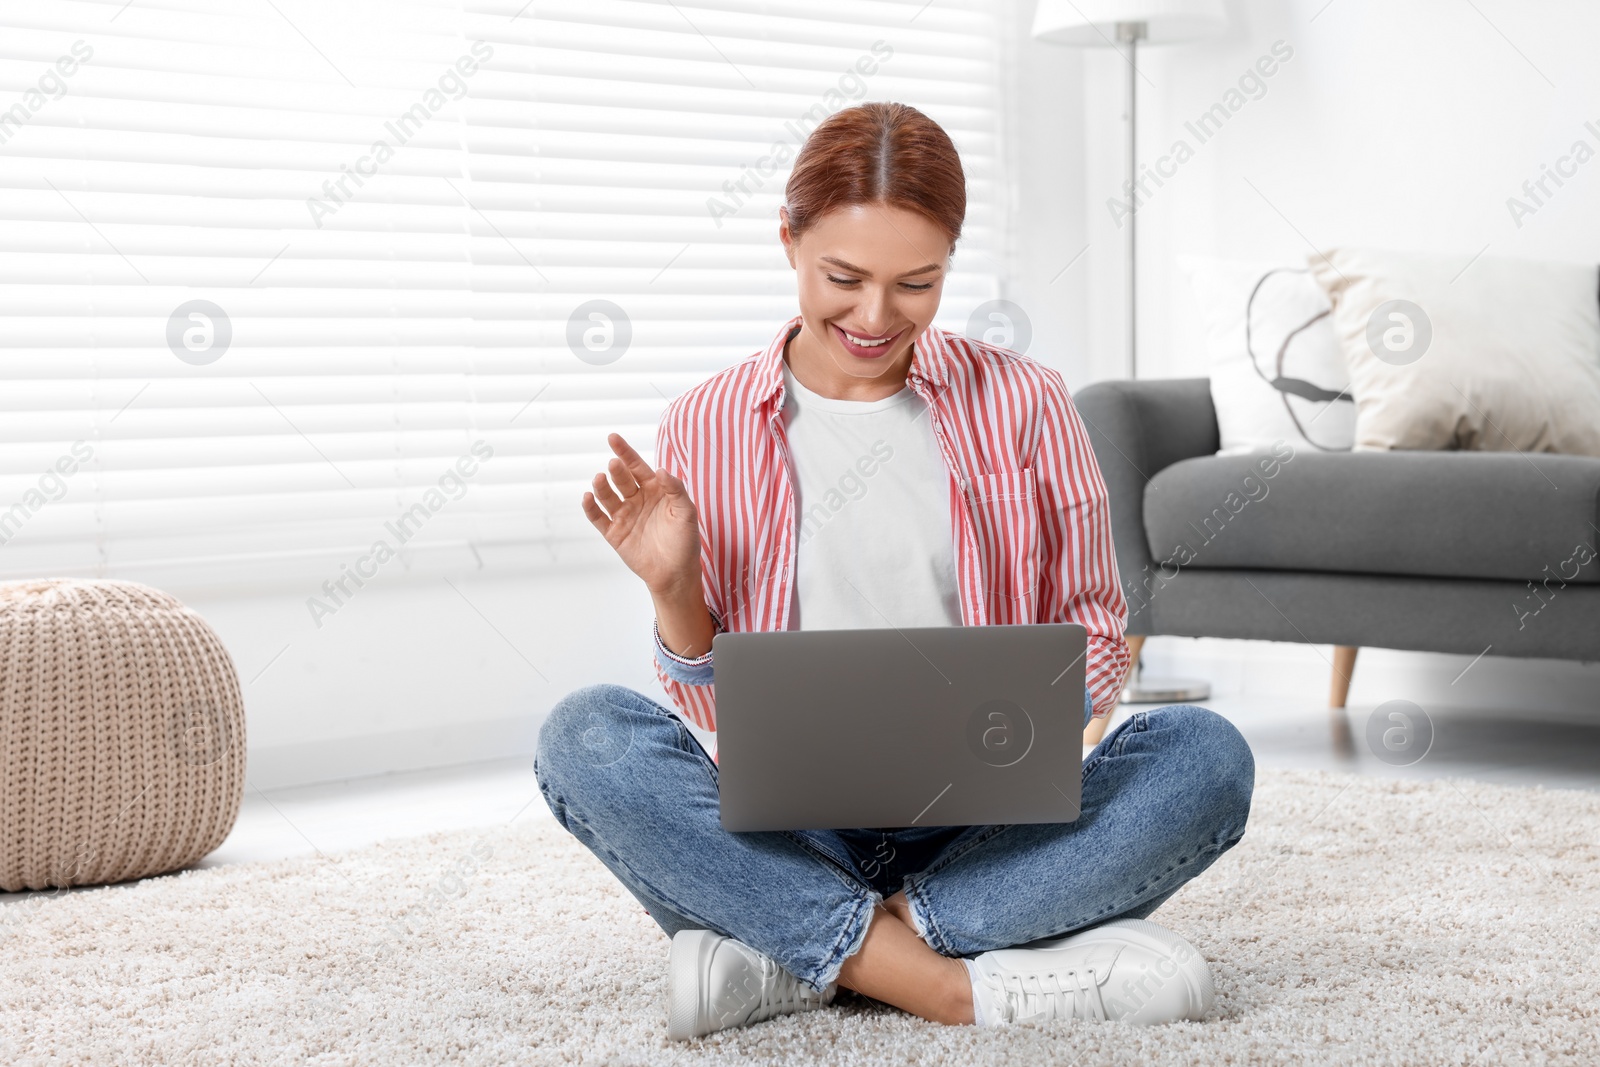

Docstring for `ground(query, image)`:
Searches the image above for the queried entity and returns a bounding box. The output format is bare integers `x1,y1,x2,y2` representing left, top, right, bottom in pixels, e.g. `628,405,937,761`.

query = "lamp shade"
1031,0,1227,45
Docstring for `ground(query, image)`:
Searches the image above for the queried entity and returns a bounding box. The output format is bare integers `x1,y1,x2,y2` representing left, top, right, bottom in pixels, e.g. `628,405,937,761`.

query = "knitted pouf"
0,578,246,892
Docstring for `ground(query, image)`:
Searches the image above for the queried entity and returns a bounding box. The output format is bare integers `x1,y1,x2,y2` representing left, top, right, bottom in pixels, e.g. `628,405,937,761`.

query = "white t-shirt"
780,360,963,631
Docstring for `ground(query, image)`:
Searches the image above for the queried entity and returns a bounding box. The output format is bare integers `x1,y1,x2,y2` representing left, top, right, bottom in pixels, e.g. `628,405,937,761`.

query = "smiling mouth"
832,323,903,355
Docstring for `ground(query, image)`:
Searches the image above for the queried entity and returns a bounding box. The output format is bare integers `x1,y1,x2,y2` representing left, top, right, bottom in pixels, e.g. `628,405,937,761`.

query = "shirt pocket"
964,468,1041,623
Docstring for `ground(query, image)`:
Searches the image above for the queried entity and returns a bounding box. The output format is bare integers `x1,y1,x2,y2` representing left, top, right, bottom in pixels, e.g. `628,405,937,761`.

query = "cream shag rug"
3,769,1598,1066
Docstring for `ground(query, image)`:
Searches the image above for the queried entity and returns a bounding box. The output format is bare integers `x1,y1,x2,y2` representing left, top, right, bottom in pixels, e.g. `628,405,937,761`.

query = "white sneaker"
666,929,837,1039
968,918,1214,1026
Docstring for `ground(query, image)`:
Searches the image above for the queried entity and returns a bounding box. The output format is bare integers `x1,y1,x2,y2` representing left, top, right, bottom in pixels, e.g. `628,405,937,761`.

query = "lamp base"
1121,676,1211,705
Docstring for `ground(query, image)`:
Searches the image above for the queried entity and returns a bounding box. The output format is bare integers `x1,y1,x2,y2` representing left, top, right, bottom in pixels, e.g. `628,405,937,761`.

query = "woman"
535,102,1254,1038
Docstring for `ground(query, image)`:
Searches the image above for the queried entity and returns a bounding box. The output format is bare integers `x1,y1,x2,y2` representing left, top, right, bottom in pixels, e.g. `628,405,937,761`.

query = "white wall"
1002,7,1093,387
1080,0,1600,381
180,549,654,791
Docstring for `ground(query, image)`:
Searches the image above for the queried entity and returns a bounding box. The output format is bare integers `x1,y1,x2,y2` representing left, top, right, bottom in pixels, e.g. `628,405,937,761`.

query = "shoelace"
752,956,829,1021
985,966,1109,1023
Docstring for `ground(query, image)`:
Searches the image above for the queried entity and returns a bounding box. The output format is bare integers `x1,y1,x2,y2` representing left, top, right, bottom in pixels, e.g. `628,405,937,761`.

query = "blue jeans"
535,684,1254,992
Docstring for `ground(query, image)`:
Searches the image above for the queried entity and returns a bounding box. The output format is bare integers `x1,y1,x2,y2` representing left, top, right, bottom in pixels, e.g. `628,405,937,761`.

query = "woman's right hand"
581,432,701,596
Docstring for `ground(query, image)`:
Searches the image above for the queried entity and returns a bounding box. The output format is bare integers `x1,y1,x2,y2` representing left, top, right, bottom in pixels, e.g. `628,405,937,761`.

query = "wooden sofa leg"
1085,635,1144,747
1330,645,1358,708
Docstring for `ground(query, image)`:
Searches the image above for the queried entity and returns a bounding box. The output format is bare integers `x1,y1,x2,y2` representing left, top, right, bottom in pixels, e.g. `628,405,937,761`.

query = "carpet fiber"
3,769,1597,1065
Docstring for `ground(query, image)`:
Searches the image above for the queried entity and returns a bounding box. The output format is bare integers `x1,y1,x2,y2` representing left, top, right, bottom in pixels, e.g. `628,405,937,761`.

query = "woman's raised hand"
581,433,701,595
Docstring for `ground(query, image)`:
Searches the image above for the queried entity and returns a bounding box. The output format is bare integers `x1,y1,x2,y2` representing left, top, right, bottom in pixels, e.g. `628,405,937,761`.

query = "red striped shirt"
651,313,1130,734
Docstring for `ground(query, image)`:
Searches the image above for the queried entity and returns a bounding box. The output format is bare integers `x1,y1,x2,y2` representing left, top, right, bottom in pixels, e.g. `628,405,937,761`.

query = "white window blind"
0,0,1011,593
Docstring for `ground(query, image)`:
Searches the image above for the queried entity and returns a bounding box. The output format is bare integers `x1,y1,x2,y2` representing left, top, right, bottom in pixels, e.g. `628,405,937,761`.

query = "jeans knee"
1161,705,1255,834
535,683,650,795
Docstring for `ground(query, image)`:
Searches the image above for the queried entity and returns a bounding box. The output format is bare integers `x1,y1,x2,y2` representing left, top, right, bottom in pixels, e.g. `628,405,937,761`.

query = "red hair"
783,102,966,253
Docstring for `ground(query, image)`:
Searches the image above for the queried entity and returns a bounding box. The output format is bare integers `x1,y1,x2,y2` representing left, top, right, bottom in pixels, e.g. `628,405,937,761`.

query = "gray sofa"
1073,377,1600,709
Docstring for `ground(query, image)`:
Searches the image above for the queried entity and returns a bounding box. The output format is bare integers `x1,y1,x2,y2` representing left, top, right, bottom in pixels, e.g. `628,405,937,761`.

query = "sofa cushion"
1142,449,1600,585
1308,247,1600,456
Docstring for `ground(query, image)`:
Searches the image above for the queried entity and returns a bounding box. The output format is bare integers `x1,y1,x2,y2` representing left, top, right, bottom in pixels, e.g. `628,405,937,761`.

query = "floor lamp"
1032,0,1226,723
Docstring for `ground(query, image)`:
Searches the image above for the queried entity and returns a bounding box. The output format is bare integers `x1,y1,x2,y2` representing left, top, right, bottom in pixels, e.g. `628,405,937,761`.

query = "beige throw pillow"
1308,247,1600,454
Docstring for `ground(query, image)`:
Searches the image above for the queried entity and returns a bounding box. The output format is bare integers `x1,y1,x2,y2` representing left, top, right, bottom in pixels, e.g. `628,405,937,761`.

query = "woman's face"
779,201,950,388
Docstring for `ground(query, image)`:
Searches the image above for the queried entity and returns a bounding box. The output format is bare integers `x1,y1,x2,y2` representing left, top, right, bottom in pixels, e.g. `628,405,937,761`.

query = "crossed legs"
837,895,976,1023
535,683,1254,1023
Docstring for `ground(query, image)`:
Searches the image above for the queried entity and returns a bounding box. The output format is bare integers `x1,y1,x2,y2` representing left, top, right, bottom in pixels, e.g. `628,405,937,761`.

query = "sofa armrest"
1072,378,1219,635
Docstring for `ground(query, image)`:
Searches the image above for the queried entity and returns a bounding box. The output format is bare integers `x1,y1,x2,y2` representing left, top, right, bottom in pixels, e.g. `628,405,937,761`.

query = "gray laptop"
714,622,1086,831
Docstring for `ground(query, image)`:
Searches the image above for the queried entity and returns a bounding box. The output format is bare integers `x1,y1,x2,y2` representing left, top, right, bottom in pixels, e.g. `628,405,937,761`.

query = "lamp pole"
1117,20,1146,381
1029,1,1224,718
